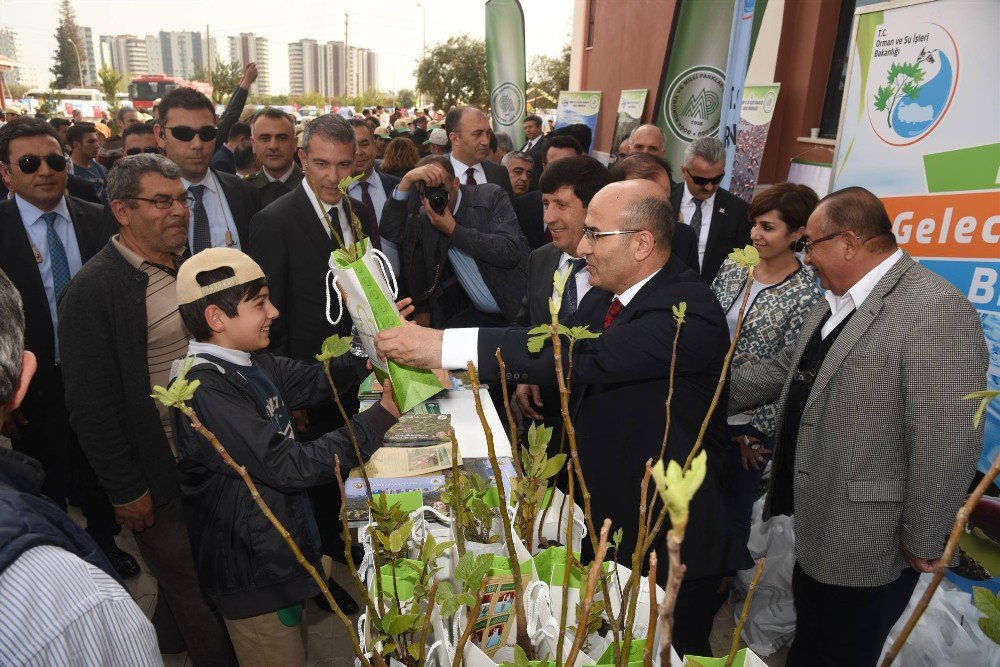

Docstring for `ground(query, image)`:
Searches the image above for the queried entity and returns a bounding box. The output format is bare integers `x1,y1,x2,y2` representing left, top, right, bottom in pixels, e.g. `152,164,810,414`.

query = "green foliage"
51,0,86,89
873,85,893,112
974,586,1000,645
150,357,200,408
964,389,1000,429
672,302,687,325
414,36,487,110
650,451,707,534
872,54,931,128
396,89,417,109
512,423,565,547
316,334,353,363
442,471,499,544
527,43,570,105
193,59,243,104
728,245,761,272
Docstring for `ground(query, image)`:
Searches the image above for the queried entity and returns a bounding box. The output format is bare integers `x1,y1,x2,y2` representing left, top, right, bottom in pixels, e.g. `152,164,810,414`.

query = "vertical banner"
729,84,779,202
719,0,757,189
832,0,999,478
610,89,648,160
555,91,603,154
486,0,528,148
787,159,832,198
655,0,736,172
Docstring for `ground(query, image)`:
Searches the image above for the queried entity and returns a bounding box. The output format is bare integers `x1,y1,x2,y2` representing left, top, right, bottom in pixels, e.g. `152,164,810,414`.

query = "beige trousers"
224,606,307,667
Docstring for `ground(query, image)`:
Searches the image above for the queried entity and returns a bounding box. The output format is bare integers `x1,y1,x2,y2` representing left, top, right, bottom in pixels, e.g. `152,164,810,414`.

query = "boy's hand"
115,491,155,532
379,378,402,419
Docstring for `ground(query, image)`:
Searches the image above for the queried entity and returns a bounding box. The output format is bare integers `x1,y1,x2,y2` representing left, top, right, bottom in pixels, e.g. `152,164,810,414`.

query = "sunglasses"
125,146,162,156
690,172,725,186
164,125,218,142
10,154,68,174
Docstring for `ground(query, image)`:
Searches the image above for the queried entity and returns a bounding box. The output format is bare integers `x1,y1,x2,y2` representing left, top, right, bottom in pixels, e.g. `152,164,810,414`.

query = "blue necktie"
559,258,587,321
189,184,211,253
43,211,70,300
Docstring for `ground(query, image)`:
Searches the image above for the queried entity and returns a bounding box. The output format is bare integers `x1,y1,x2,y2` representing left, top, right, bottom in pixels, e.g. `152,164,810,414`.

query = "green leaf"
513,645,531,667
316,334,353,362
965,390,1000,429
339,173,364,193
150,356,201,408
874,84,893,112
612,527,623,550
527,422,553,450
567,325,601,342
651,451,708,531
974,586,1000,619
980,617,1000,645
527,333,549,353
541,453,567,480
408,643,423,660
386,612,420,636
374,531,391,551
901,81,920,100
672,301,687,324
728,244,761,271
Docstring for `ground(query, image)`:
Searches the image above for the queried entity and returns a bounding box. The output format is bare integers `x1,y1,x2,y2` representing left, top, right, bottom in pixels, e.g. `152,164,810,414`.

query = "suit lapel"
65,198,99,261
535,246,561,313
291,187,336,254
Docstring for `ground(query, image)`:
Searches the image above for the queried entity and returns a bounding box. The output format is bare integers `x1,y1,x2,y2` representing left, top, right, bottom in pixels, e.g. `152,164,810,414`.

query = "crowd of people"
0,61,988,667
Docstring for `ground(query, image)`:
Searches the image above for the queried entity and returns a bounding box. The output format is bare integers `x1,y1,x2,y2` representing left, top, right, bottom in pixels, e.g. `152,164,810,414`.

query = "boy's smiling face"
209,286,279,352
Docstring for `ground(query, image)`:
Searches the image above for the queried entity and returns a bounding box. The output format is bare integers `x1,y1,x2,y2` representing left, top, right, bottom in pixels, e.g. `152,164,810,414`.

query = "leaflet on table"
358,443,461,478
343,474,448,523
383,413,451,446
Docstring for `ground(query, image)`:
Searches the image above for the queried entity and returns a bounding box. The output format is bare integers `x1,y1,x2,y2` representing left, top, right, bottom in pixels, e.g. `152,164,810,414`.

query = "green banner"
611,89,648,159
486,0,527,147
655,0,737,172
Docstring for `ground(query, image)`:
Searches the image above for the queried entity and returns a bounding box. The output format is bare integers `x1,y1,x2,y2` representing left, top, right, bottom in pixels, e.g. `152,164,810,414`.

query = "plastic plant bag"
681,647,768,666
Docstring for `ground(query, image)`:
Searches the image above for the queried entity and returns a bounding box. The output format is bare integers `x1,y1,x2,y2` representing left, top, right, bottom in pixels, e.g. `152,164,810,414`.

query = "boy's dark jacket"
170,349,395,619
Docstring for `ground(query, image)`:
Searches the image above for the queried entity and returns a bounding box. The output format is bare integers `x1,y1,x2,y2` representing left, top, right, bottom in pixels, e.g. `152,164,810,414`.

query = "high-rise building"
346,46,378,97
288,38,378,98
149,31,217,80
228,33,269,95
0,28,24,86
99,35,149,77
81,27,98,87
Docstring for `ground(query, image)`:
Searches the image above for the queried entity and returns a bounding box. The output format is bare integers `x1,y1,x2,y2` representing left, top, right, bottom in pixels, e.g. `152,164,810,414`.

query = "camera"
419,182,450,215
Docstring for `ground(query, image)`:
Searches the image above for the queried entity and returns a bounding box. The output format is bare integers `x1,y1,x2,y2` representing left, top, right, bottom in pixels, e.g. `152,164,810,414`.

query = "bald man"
629,123,666,157
376,180,751,656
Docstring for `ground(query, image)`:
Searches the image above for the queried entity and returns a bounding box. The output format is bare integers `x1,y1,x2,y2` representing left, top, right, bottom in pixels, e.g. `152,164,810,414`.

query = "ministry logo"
662,66,725,141
491,82,525,128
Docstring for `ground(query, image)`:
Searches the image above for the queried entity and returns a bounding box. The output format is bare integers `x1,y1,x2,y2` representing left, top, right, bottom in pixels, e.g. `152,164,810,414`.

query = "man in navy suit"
347,118,403,280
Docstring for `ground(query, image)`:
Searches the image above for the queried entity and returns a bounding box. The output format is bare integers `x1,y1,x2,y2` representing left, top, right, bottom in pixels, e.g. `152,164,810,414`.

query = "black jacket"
514,190,548,251
477,257,751,582
669,183,750,283
247,166,304,207
171,351,395,619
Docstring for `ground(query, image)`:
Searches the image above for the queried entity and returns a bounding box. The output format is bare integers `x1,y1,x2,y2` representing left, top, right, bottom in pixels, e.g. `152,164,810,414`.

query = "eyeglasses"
129,194,195,209
798,230,894,254
9,154,67,174
690,172,725,186
125,146,162,156
582,227,640,242
164,125,218,142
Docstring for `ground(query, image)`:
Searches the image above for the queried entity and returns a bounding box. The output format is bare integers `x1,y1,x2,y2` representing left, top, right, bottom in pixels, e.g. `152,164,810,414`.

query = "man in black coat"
513,135,585,251
0,117,138,579
519,113,547,191
444,106,514,199
376,180,751,657
156,86,262,254
247,107,303,207
670,136,750,283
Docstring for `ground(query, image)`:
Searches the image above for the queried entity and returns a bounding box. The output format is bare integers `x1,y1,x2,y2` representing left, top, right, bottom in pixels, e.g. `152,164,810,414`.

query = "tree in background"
395,89,416,109
193,59,243,104
415,36,487,110
528,42,570,103
97,64,124,108
51,0,87,89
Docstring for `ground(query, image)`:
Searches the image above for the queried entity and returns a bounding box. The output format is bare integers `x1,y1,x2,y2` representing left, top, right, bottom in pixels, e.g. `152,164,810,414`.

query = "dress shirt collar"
360,169,382,190
824,248,903,316
615,268,661,307
450,155,483,181
182,169,219,193
188,340,252,367
682,182,716,211
15,194,72,229
264,164,296,183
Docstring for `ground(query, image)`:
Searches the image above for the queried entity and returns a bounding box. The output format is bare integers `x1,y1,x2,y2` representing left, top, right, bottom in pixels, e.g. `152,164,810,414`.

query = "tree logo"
867,23,958,146
662,66,725,141
491,82,525,129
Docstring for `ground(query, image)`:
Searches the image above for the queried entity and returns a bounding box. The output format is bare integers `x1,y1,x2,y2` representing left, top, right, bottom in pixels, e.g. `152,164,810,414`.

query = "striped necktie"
43,211,71,299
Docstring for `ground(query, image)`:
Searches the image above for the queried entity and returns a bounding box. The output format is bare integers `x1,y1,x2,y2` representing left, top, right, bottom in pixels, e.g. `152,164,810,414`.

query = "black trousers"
787,562,919,667
672,574,728,658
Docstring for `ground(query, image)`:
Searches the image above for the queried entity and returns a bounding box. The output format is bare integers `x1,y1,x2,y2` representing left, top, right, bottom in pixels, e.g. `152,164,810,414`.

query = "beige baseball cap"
176,247,265,305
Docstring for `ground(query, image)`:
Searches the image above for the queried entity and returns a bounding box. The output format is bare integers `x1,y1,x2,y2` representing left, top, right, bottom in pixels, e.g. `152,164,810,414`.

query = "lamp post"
66,37,84,88
416,3,426,108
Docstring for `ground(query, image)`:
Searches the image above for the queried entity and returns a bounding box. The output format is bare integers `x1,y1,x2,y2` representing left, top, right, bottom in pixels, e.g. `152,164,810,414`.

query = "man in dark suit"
156,87,262,254
377,180,751,656
0,116,139,579
445,106,514,199
247,107,303,207
210,122,251,175
669,136,750,283
347,118,402,279
514,135,584,251
247,114,373,613
379,155,529,329
520,113,546,190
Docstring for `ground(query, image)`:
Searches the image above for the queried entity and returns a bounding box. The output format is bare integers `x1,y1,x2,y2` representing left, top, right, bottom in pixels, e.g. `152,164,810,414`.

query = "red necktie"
358,181,381,249
466,167,477,186
603,298,624,329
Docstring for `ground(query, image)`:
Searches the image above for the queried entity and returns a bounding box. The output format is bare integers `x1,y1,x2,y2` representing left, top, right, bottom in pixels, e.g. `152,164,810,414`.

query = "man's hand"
292,408,310,434
515,384,544,421
422,196,457,236
902,545,938,573
733,434,771,472
238,63,259,89
375,326,443,369
1,408,28,439
399,163,450,192
379,378,402,419
115,491,155,532
395,297,416,321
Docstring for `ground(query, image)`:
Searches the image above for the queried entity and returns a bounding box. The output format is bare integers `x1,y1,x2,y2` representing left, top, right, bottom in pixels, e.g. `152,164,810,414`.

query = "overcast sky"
0,0,574,94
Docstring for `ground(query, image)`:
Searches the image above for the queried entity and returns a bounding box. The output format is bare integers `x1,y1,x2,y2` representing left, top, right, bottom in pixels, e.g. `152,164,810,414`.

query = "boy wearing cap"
170,247,401,665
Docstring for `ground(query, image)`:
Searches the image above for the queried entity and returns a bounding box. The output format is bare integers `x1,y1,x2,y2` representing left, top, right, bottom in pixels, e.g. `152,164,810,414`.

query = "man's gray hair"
501,150,533,168
0,268,25,407
107,153,182,203
302,113,356,153
683,136,726,168
494,131,514,154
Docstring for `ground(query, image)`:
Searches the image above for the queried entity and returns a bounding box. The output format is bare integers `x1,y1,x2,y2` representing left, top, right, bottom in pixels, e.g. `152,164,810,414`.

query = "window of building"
818,0,882,138
586,0,597,48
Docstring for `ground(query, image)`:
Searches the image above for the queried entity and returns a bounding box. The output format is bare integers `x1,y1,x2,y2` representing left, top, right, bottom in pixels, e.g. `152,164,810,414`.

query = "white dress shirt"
679,183,716,267
182,170,241,250
450,155,486,185
552,252,593,306
264,164,296,183
821,249,903,338
349,170,401,275
522,136,540,152
303,184,355,247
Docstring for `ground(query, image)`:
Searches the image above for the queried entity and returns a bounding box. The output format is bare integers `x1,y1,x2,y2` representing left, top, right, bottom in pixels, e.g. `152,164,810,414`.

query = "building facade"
81,27,98,87
148,31,217,80
288,38,377,98
0,28,24,86
99,35,149,77
228,33,270,95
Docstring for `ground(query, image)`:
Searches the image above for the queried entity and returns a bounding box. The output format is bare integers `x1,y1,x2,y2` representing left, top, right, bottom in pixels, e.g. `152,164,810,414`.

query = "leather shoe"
103,545,141,579
313,577,359,614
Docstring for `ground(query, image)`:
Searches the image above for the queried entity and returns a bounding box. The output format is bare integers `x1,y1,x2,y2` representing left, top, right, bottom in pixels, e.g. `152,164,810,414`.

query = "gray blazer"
730,253,987,587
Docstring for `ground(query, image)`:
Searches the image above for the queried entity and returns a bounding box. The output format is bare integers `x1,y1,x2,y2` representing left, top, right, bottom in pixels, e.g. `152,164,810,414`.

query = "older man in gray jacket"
730,186,987,667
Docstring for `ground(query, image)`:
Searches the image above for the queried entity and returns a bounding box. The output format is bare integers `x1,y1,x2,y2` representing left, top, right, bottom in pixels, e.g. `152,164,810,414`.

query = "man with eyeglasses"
668,136,750,283
0,117,141,581
376,179,751,656
122,122,161,157
58,153,238,665
156,86,262,255
729,186,987,666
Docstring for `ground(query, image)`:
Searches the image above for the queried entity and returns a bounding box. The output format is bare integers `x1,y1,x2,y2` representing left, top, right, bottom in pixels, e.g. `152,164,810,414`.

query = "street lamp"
66,37,84,88
416,3,426,108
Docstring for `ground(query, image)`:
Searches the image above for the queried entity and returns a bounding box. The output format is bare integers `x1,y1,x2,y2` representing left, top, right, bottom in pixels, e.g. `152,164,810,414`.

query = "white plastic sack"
531,486,588,556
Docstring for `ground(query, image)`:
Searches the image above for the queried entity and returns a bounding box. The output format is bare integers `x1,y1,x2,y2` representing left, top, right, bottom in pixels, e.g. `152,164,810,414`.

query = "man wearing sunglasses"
669,136,750,283
0,117,141,581
155,86,262,255
122,122,160,157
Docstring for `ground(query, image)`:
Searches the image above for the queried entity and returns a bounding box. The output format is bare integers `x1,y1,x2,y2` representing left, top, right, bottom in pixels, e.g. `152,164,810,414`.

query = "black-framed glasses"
164,125,218,142
125,146,162,156
690,172,725,186
797,230,895,254
582,227,640,242
9,154,67,174
129,194,195,209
